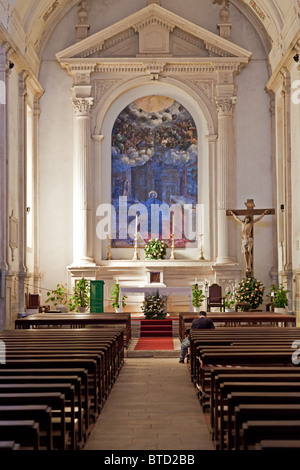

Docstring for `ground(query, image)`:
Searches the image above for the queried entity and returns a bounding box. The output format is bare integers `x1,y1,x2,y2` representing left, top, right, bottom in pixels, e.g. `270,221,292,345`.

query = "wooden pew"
14,313,131,347
0,420,40,450
0,383,77,450
209,366,300,444
234,404,300,451
188,327,300,451
241,420,300,450
0,368,91,440
218,381,300,450
214,373,300,450
0,376,84,448
0,441,20,450
0,405,53,450
0,328,125,450
254,440,300,450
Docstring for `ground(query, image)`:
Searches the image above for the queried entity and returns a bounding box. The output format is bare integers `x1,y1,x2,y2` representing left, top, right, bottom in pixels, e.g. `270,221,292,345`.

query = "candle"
135,214,138,234
172,213,175,234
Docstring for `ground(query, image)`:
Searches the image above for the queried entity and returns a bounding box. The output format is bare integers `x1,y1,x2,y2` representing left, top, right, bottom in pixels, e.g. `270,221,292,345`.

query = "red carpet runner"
134,319,174,350
134,337,174,350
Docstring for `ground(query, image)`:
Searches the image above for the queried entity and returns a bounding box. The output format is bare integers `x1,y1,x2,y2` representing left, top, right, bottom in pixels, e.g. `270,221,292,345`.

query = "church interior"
1,0,300,452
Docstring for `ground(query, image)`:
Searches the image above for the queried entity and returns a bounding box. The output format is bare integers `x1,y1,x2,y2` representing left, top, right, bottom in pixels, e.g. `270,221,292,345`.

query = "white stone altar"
118,286,193,313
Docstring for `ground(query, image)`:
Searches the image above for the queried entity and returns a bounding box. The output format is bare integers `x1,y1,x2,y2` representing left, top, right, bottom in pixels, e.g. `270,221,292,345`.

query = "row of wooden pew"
0,327,125,450
189,326,300,450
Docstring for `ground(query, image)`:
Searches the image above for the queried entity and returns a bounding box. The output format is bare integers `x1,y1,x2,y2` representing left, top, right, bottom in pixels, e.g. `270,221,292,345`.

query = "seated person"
179,312,215,363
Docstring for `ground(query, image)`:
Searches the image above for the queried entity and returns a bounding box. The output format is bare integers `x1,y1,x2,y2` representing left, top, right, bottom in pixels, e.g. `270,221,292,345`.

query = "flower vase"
274,307,287,314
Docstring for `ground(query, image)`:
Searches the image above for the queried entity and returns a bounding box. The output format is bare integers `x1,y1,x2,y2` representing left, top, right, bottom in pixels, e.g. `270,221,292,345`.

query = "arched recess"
92,77,218,263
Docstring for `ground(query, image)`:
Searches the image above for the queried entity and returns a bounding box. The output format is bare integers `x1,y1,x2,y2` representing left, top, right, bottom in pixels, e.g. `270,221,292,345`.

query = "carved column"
72,94,95,266
0,43,10,328
92,134,104,261
18,71,29,316
279,68,293,312
32,96,43,291
215,96,236,264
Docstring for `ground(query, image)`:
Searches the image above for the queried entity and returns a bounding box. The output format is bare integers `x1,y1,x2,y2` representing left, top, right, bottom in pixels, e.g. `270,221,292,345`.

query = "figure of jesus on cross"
227,199,275,277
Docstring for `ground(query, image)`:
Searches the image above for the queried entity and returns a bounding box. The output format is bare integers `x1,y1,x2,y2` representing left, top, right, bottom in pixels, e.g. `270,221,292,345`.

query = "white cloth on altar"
119,286,193,312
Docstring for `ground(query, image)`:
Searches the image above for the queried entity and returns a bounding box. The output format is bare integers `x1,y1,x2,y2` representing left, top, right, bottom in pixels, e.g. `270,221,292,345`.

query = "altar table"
119,286,193,312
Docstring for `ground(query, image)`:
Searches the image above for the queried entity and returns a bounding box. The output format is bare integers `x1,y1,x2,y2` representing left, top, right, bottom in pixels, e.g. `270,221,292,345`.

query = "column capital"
92,134,104,143
215,96,237,116
72,97,94,116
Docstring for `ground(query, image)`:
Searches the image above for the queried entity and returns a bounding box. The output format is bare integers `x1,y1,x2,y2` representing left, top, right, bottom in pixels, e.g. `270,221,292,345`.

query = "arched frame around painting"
94,79,217,261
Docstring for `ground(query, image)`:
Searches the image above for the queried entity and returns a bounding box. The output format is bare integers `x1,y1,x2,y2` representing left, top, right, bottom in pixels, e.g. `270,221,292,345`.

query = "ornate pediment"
56,4,252,64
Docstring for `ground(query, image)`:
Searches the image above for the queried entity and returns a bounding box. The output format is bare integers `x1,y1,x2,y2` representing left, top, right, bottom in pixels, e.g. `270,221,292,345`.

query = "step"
140,331,173,337
140,325,173,331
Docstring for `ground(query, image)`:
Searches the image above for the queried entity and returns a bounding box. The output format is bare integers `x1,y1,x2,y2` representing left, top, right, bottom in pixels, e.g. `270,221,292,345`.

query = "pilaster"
18,70,29,315
215,95,237,264
72,85,96,266
0,42,10,328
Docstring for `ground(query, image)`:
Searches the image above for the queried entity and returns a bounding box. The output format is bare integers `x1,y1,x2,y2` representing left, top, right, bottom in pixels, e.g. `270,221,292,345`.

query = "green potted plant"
224,291,235,312
69,278,90,313
141,290,167,319
110,283,127,312
45,283,70,312
192,284,206,312
273,284,290,313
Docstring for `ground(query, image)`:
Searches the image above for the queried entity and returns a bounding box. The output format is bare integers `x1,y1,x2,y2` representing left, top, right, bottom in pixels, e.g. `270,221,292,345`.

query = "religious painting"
111,95,198,247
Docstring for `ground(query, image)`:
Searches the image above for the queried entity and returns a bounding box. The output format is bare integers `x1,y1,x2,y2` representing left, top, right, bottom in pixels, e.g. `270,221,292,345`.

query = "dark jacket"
191,316,215,329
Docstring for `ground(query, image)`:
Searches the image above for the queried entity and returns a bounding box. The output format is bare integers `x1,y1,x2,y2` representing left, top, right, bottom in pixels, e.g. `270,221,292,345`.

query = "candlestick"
106,234,112,260
170,233,176,260
198,234,205,260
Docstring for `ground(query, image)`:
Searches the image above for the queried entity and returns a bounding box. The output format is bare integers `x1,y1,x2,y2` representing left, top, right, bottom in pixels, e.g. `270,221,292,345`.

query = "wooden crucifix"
226,199,275,278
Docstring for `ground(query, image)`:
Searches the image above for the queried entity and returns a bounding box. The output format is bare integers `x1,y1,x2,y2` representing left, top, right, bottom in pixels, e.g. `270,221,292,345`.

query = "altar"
70,259,245,313
118,286,193,313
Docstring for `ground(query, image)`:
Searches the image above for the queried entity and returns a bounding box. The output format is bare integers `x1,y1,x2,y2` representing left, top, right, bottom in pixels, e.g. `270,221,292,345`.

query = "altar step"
140,319,173,337
131,318,179,338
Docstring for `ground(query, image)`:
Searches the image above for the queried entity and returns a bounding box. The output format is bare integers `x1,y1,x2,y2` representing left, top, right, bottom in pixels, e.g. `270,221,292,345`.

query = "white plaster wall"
37,0,274,297
7,69,20,272
39,57,73,299
290,64,300,271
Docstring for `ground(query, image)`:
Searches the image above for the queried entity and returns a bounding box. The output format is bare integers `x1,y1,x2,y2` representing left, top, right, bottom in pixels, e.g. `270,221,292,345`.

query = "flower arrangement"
235,277,264,311
141,290,167,319
144,238,168,260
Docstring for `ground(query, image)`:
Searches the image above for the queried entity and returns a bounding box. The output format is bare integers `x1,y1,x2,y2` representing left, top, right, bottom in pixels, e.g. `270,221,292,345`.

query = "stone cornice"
59,57,249,77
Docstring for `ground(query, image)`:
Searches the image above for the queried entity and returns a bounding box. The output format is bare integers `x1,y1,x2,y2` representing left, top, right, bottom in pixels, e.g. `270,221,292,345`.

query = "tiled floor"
84,357,215,451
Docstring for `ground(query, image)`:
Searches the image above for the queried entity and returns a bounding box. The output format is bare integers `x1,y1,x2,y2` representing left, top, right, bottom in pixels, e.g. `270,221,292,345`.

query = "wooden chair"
207,284,225,312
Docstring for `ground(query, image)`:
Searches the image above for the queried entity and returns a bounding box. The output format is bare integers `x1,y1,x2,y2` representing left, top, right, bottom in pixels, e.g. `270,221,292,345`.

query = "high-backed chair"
207,283,225,312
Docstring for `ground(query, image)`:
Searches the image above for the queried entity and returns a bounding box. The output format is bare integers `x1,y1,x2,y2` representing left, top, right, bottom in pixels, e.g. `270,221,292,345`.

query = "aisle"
84,357,215,451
